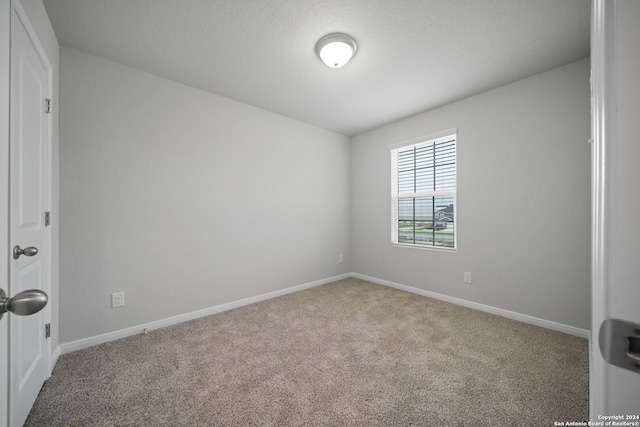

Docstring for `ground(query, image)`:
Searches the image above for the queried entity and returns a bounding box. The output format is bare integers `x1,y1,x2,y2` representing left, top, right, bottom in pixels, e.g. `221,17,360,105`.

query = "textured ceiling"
43,0,590,136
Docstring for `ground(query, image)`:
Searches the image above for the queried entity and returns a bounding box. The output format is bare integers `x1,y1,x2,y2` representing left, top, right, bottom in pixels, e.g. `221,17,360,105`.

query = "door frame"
590,0,617,418
591,0,640,416
1,0,11,423
590,0,611,417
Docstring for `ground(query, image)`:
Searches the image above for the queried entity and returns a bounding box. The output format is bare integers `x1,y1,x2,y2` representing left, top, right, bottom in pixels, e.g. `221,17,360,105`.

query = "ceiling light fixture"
315,33,357,68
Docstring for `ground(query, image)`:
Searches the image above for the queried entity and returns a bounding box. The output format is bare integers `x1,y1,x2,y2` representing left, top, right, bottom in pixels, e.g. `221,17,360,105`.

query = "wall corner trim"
49,346,61,377
350,272,590,339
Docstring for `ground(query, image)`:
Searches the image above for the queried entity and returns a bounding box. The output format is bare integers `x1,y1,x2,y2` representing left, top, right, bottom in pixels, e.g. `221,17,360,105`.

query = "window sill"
391,243,457,253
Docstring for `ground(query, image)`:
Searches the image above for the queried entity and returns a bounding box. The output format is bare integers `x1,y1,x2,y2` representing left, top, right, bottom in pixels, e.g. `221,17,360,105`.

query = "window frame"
390,128,458,251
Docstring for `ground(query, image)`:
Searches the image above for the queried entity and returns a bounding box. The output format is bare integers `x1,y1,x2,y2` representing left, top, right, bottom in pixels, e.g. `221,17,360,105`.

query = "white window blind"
391,130,457,249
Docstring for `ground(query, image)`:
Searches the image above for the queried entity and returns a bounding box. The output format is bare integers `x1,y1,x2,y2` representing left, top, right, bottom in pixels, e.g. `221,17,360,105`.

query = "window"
390,129,457,249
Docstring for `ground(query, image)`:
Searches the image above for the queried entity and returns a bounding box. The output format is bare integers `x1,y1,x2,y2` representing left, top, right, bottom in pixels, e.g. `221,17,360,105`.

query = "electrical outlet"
339,254,344,263
111,292,125,308
463,272,472,284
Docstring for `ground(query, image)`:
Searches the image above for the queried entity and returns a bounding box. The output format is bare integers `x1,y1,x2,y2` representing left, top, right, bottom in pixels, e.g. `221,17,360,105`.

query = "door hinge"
45,98,52,114
45,323,51,339
45,211,50,227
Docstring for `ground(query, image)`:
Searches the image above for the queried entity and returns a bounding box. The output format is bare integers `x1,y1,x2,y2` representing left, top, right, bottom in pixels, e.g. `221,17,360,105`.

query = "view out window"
390,130,456,249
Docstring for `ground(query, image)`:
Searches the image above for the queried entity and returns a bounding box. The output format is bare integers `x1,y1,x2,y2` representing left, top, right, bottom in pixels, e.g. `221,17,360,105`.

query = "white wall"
19,0,60,360
59,46,590,344
352,58,591,330
59,48,351,344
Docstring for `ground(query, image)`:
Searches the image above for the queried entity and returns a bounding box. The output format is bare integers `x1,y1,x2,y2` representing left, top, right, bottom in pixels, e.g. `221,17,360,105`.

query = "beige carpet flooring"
26,278,589,426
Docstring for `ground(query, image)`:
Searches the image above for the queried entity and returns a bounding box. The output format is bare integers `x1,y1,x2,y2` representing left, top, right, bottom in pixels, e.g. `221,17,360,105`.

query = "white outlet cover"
111,292,125,308
463,272,472,284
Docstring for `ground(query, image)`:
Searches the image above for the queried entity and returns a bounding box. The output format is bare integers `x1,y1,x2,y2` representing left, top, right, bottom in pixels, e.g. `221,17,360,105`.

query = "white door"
6,3,52,426
591,0,640,418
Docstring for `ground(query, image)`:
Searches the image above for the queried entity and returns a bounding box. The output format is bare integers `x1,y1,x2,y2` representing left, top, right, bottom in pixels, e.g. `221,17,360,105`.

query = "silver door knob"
0,288,48,321
13,245,38,260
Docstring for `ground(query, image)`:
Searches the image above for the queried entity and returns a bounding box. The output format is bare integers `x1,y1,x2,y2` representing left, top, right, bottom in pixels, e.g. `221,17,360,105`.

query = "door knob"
13,245,38,260
0,288,48,321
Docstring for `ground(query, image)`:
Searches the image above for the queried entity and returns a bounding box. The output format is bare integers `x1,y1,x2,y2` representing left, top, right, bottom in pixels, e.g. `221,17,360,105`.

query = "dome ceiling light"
315,33,358,68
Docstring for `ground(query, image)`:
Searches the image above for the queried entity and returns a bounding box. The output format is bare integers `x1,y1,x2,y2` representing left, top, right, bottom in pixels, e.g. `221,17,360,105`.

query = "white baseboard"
350,273,590,339
59,273,350,355
58,271,589,356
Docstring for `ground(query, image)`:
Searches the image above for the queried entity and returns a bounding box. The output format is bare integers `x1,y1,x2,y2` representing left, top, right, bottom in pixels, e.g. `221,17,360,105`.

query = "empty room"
2,0,639,426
